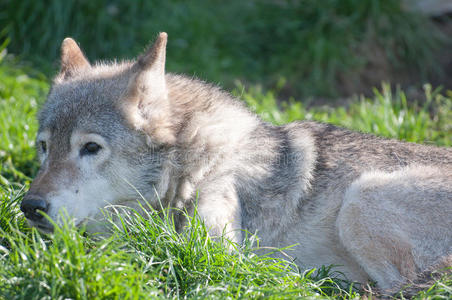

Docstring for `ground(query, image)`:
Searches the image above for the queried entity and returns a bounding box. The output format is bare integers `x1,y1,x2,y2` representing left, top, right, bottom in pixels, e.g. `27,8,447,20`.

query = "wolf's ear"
124,32,175,145
135,32,167,77
128,32,167,99
59,38,91,79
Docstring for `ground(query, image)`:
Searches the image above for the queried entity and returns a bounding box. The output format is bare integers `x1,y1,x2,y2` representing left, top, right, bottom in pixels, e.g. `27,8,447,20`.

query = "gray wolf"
21,33,452,291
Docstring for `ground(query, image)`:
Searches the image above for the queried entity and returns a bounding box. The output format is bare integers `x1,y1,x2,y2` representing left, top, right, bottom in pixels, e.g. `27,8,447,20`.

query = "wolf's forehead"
39,80,126,137
48,78,123,107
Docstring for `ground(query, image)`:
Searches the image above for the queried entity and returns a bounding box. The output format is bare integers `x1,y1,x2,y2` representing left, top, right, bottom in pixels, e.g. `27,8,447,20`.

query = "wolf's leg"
336,166,452,290
196,185,242,245
173,174,242,244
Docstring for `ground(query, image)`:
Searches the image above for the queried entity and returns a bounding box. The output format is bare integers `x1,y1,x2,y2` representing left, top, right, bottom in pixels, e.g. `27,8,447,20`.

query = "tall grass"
0,221,163,299
0,198,360,299
236,82,452,146
0,52,47,183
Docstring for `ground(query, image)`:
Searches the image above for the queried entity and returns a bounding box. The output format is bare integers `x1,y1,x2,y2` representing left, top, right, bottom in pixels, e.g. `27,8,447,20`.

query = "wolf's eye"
80,142,102,156
39,141,47,153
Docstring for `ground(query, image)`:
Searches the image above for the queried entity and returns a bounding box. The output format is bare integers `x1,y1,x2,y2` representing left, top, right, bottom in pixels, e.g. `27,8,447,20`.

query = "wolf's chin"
28,220,54,234
37,225,54,234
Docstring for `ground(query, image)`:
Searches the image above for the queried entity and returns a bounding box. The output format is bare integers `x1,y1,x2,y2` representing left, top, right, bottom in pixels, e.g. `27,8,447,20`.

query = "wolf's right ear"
58,38,91,80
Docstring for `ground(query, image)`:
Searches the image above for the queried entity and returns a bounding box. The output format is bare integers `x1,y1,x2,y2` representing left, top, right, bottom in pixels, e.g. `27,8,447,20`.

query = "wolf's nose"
20,197,49,221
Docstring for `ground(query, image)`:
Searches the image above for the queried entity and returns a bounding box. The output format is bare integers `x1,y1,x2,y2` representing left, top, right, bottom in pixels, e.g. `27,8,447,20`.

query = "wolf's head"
21,33,176,232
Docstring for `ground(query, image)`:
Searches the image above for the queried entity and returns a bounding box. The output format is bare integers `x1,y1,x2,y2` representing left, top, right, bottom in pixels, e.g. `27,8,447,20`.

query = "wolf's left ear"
129,32,167,99
135,32,167,78
58,38,91,79
124,32,175,145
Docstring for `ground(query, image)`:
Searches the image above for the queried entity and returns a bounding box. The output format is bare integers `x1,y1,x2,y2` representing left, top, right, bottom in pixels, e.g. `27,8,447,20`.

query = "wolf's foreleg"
196,185,242,244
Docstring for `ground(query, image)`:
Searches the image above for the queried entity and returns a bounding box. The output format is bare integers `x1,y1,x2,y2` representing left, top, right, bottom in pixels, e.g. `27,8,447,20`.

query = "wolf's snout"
20,196,49,221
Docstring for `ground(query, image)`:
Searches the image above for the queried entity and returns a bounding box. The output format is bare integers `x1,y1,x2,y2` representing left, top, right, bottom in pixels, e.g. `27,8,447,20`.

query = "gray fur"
23,34,452,291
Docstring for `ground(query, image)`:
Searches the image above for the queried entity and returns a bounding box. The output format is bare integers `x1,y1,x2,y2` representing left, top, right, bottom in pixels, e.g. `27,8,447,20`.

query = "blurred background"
1,0,452,101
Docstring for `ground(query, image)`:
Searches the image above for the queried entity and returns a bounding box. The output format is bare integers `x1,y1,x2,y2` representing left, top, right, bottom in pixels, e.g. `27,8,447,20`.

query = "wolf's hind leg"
336,166,452,290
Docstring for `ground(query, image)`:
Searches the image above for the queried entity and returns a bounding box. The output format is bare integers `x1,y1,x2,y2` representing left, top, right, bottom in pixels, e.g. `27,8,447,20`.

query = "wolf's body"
21,33,452,290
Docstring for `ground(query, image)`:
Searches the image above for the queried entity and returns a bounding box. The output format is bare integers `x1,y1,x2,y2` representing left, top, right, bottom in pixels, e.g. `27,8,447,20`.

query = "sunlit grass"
236,82,451,147
0,191,358,299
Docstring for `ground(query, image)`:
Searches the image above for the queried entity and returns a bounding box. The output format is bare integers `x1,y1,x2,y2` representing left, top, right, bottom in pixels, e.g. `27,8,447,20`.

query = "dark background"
1,0,451,100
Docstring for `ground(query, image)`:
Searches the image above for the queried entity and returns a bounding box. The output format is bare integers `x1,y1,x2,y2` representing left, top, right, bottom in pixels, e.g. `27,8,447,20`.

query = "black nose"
20,197,49,221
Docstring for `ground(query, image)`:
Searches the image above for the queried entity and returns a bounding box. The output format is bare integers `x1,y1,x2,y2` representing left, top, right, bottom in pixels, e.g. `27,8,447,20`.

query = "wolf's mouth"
75,219,87,228
29,217,88,233
26,217,53,233
34,223,54,233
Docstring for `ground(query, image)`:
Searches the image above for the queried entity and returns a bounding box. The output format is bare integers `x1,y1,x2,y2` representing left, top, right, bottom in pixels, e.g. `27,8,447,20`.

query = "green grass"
236,82,452,147
0,0,444,97
0,51,47,184
0,54,451,299
0,201,358,299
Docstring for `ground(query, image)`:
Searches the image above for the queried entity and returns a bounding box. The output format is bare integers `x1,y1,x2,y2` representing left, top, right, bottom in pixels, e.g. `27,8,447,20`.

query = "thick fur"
23,34,452,290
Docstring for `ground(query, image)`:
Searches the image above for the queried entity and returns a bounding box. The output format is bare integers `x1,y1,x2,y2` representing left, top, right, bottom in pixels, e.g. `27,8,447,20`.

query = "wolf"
21,32,451,290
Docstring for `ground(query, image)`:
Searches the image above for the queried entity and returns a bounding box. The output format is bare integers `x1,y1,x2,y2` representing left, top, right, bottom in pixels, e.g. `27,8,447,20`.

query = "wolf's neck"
159,74,263,205
165,73,260,145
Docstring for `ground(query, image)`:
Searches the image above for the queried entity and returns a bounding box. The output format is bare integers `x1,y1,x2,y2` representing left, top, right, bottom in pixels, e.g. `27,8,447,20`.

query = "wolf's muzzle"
20,196,49,221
